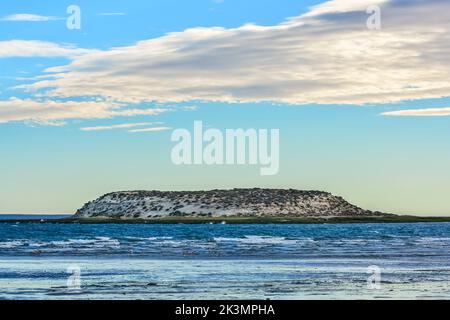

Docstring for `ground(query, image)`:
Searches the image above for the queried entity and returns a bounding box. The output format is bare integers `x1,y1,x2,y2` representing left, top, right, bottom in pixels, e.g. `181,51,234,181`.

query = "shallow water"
1,222,450,299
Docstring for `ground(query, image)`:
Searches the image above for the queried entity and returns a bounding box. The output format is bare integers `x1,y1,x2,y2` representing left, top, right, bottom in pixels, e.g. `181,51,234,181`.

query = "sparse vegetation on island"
3,189,448,225
73,188,389,220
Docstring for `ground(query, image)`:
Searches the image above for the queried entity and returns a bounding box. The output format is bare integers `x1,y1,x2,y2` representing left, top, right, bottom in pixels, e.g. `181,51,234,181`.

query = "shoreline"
2,215,450,224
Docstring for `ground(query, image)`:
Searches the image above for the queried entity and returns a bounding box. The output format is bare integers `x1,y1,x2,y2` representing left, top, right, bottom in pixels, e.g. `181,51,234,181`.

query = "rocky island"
3,188,450,224
73,188,391,223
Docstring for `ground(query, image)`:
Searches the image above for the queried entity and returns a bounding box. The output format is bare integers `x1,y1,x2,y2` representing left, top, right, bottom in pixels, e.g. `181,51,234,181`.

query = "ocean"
1,218,450,299
0,214,71,221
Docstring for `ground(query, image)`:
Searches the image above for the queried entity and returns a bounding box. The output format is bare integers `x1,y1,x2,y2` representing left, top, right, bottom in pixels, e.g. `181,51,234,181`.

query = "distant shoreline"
1,215,450,224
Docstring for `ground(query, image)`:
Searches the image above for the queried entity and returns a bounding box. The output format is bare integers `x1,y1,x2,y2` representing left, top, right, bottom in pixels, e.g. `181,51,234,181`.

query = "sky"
0,0,450,215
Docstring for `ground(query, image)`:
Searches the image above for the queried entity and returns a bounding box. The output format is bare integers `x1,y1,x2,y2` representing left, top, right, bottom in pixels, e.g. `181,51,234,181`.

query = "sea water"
0,220,449,299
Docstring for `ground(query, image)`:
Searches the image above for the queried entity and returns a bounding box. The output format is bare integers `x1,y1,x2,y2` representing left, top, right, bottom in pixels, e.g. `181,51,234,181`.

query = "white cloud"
382,107,450,117
0,40,95,58
128,127,172,133
98,13,126,16
0,98,167,124
1,0,449,126
16,0,450,106
1,14,61,22
301,0,387,18
80,122,159,131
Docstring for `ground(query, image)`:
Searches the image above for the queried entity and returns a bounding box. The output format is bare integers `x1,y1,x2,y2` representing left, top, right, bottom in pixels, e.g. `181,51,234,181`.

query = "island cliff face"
74,189,387,219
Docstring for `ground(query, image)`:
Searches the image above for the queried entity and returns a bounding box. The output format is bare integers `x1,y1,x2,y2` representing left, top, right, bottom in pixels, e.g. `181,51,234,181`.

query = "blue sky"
1,0,450,215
